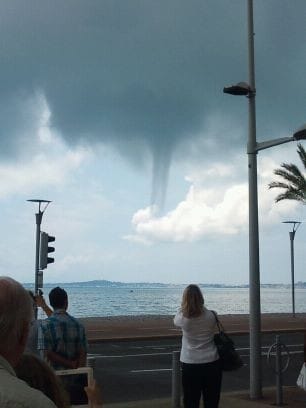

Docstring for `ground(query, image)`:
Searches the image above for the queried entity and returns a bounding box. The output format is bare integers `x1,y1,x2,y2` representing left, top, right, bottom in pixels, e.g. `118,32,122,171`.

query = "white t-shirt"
174,308,219,364
0,355,57,408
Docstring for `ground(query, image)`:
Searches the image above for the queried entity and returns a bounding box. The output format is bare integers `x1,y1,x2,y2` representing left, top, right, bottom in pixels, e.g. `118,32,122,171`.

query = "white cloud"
185,163,236,183
0,147,91,199
0,92,92,199
128,154,300,243
123,234,152,246
128,183,248,243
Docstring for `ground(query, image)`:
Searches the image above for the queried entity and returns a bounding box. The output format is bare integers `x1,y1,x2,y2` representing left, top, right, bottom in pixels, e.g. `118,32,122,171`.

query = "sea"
24,282,306,318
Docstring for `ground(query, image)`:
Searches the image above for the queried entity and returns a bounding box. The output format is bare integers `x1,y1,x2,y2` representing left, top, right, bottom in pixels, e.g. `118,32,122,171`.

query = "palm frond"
273,167,305,190
269,144,306,205
268,181,290,190
297,143,306,170
275,192,305,203
280,163,304,179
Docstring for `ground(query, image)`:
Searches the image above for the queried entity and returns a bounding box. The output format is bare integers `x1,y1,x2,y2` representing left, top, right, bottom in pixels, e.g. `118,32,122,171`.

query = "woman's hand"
84,379,103,407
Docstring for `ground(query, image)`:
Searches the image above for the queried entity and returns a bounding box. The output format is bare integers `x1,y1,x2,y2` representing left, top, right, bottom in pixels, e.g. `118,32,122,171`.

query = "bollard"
172,351,181,408
267,335,290,407
275,335,283,406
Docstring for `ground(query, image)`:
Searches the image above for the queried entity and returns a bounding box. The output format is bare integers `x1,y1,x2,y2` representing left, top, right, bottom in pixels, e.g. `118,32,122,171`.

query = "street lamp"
282,221,301,318
27,199,51,317
223,0,306,399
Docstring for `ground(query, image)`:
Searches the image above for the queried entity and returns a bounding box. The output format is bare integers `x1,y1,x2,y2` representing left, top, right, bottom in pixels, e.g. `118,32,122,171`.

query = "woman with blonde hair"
174,284,222,408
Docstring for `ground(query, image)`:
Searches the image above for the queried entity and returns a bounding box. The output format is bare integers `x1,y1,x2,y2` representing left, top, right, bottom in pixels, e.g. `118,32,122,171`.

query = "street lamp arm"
250,137,295,153
293,222,302,233
247,126,306,153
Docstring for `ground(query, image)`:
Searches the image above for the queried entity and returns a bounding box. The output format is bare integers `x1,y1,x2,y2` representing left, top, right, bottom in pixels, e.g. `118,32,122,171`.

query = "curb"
103,387,306,408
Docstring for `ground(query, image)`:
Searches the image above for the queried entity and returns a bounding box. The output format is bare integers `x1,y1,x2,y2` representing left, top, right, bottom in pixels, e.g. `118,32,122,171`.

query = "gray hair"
0,277,33,352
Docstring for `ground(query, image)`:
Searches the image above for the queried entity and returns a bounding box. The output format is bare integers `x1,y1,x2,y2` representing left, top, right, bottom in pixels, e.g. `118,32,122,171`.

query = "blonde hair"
15,353,69,408
181,284,204,318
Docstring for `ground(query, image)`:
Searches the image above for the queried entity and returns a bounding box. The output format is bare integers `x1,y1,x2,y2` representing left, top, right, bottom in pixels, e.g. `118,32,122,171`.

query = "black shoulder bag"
211,311,243,371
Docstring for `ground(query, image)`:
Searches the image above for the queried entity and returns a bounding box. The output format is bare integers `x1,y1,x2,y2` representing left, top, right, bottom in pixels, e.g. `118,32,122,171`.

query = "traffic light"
40,231,55,270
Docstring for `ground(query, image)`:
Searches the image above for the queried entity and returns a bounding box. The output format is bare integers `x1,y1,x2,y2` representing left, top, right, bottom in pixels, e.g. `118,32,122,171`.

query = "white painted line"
88,345,302,360
262,350,303,356
130,346,146,349
131,368,172,373
240,350,303,358
236,344,303,352
129,345,170,350
86,352,176,359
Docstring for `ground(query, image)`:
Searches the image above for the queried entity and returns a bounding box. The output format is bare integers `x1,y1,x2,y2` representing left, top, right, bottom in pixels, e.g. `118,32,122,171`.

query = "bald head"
0,277,33,355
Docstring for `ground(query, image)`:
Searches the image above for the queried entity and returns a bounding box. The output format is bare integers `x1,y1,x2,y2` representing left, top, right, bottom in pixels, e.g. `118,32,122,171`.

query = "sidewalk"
104,386,306,407
80,313,306,343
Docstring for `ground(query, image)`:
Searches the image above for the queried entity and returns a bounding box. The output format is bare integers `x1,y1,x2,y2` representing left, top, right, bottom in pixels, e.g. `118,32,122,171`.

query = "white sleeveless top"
174,308,219,364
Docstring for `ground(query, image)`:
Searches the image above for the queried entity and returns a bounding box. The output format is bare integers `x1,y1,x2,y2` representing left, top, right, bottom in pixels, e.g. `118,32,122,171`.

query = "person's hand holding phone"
84,379,103,407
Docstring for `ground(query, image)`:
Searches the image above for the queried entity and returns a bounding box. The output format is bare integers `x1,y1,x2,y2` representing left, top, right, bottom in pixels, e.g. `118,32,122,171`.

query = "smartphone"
56,367,93,407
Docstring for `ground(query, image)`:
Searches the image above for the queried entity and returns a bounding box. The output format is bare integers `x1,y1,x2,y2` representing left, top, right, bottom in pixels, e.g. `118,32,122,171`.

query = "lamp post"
27,199,51,317
282,221,301,318
223,0,306,399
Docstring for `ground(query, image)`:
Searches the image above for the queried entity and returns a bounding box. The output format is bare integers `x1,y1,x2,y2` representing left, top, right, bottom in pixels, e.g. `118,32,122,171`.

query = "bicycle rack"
267,335,290,406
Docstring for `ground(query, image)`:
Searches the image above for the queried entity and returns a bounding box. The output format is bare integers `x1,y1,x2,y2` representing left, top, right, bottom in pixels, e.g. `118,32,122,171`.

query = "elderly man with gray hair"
0,276,56,407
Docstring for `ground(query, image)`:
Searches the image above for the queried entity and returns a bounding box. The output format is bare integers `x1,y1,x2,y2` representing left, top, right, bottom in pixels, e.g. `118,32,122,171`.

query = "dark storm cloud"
0,0,246,150
0,0,306,204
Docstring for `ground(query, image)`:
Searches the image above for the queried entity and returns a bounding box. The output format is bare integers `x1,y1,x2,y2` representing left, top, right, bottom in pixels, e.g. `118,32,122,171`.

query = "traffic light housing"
40,232,55,270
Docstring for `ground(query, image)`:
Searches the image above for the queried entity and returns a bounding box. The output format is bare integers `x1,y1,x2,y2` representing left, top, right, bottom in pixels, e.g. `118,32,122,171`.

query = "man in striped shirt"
38,286,88,370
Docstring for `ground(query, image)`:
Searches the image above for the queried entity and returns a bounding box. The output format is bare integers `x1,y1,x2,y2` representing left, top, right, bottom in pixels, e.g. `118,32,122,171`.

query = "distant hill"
24,279,306,289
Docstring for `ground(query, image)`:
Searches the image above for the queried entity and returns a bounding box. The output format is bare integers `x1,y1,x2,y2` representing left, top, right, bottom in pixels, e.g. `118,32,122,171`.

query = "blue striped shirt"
38,310,88,369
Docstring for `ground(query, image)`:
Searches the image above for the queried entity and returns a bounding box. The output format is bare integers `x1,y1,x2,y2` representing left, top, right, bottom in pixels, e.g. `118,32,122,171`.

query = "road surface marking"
88,344,303,359
86,352,175,358
131,369,172,373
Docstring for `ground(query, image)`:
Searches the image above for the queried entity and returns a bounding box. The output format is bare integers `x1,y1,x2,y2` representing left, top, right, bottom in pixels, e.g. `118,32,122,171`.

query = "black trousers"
182,360,222,408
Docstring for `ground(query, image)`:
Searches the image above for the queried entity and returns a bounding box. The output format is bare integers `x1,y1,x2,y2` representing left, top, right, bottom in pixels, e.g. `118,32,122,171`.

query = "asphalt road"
88,332,305,404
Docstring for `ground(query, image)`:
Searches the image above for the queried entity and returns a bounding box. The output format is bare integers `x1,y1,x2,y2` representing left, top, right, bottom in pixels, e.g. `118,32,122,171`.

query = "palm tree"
268,143,306,204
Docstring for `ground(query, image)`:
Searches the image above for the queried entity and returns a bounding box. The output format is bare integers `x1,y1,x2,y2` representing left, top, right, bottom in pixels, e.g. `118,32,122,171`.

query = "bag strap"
211,310,224,333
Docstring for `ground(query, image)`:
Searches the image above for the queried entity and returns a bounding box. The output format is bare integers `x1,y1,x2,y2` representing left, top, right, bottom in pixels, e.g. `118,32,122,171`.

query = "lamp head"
223,81,251,96
293,124,306,141
282,220,302,233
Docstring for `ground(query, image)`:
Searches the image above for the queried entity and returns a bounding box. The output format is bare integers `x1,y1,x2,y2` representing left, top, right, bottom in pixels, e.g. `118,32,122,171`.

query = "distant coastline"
24,279,306,290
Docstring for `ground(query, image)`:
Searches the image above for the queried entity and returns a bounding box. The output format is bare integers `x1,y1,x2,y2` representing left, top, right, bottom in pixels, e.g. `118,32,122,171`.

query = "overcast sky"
0,0,305,285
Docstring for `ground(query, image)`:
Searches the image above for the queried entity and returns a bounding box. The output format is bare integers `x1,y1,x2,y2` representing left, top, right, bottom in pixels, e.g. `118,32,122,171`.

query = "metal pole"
34,211,43,295
28,199,51,318
172,351,181,408
247,0,262,399
289,231,296,317
34,211,43,318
